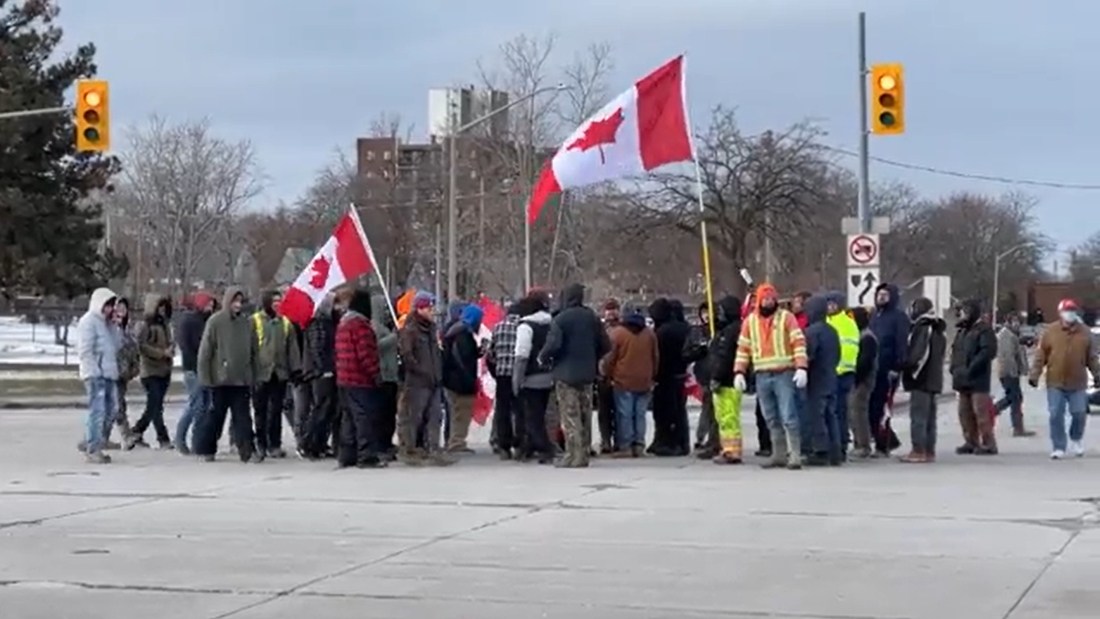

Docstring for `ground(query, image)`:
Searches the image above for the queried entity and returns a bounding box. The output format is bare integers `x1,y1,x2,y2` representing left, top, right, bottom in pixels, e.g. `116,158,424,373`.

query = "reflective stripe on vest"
252,312,290,346
827,312,860,375
747,309,796,372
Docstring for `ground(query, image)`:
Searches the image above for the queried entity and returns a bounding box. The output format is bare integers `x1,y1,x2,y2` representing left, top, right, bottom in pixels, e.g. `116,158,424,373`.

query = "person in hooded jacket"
77,296,139,455
512,295,557,464
868,283,909,455
950,298,999,455
995,312,1035,437
900,297,947,463
174,291,215,454
250,289,301,459
647,297,691,456
706,295,744,464
848,307,879,458
371,294,400,459
334,289,386,468
76,287,121,464
602,307,659,458
824,292,859,457
195,287,261,463
801,295,841,466
130,294,175,450
443,304,484,453
684,300,716,457
538,283,610,467
301,293,340,459
398,292,453,466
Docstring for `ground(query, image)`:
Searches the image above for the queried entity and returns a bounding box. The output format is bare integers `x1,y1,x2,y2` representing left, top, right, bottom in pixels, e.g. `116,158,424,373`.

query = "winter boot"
785,430,803,470
760,425,788,469
85,450,111,464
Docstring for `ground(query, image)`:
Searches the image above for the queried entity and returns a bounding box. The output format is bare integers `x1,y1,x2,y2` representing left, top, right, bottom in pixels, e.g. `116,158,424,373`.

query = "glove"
1027,377,1039,388
733,374,747,392
888,370,900,383
793,368,808,389
709,380,720,392
1093,376,1100,390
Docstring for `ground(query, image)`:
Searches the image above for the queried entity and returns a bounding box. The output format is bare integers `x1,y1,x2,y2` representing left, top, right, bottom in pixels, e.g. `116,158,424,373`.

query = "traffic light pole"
857,12,872,234
0,106,70,121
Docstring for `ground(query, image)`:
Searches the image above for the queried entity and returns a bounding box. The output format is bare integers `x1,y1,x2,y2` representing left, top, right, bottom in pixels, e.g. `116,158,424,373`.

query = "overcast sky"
58,0,1098,258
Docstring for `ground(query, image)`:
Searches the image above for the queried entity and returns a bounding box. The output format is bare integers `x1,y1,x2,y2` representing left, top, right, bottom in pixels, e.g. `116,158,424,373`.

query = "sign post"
846,233,881,308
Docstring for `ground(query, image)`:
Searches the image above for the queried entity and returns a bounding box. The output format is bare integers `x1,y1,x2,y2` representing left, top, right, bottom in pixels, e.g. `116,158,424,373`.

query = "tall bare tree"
107,116,264,293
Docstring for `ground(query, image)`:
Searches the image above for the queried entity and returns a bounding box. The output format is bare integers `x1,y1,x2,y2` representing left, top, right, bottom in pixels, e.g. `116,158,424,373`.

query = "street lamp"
992,241,1035,324
445,83,569,302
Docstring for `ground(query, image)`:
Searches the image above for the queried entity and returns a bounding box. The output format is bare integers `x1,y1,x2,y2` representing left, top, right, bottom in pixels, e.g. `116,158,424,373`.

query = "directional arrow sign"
847,267,880,308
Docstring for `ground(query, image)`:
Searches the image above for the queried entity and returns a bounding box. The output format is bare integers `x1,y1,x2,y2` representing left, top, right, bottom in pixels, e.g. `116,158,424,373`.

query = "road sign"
847,267,880,308
922,275,952,317
846,233,880,267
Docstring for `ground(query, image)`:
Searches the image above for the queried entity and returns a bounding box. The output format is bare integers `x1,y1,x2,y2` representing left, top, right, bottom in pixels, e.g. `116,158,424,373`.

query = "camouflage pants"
555,382,593,466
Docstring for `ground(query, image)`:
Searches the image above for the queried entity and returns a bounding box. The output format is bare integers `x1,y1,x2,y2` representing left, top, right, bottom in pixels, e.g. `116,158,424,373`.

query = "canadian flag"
280,209,376,327
472,295,505,426
527,55,694,223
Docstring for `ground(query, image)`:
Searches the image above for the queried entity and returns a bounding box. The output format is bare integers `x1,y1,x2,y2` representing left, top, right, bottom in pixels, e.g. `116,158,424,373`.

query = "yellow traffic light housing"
75,79,110,152
870,63,904,135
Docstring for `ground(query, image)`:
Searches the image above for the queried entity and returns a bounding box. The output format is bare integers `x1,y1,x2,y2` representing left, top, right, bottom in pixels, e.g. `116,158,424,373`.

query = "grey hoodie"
77,287,120,381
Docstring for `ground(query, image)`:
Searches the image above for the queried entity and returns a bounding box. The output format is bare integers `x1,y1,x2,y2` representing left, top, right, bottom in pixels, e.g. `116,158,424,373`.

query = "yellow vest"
827,312,860,375
252,312,291,346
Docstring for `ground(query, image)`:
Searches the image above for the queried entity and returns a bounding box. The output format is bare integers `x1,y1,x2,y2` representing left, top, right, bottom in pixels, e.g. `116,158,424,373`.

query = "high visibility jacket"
733,309,808,374
827,312,860,375
252,312,291,346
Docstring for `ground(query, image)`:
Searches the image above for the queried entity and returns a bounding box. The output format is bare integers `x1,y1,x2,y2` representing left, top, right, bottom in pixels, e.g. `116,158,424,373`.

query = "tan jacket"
1029,321,1100,391
601,322,659,392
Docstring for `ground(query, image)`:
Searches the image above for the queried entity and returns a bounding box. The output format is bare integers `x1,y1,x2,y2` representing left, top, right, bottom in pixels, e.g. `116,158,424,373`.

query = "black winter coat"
903,314,947,393
949,319,997,393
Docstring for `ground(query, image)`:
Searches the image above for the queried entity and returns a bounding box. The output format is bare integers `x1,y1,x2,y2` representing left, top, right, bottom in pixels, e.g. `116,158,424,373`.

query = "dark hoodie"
949,298,997,393
442,304,483,394
138,293,174,378
177,292,213,373
303,295,338,378
903,297,947,393
649,297,691,383
704,295,742,387
683,301,711,382
851,307,879,386
539,283,609,386
869,283,910,374
803,295,840,395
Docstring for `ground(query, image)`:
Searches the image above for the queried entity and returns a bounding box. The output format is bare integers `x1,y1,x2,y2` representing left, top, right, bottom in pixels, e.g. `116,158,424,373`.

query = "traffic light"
870,63,904,135
75,79,110,152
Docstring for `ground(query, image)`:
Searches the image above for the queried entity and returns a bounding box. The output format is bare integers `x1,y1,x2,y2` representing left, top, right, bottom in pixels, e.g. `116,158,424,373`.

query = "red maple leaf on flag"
566,108,625,164
307,255,331,289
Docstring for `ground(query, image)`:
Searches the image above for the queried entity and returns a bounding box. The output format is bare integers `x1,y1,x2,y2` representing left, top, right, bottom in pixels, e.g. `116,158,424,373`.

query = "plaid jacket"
487,314,520,377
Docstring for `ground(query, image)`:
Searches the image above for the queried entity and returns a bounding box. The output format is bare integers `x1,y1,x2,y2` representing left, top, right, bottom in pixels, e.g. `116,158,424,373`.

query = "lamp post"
446,84,568,302
992,242,1035,324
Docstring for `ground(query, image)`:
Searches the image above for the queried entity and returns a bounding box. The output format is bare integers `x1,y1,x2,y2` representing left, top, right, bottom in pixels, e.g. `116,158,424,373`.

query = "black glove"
1027,377,1039,388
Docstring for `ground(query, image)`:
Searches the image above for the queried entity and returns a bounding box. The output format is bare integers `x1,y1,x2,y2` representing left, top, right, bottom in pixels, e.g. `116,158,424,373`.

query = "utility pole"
477,175,485,291
434,223,442,304
857,11,872,234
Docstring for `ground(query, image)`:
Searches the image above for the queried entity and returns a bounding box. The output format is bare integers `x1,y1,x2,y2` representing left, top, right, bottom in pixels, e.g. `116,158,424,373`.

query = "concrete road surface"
1,394,1099,619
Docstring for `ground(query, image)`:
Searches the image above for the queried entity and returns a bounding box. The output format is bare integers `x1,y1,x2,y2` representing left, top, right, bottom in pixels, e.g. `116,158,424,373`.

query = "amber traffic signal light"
75,79,110,152
870,63,904,135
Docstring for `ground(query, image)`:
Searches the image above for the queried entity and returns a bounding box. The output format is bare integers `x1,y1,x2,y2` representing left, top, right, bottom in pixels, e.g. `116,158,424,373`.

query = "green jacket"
138,293,174,378
251,309,301,382
372,295,399,383
197,286,260,387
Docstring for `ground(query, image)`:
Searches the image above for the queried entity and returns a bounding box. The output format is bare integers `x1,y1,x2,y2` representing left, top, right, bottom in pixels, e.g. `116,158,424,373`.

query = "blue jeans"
835,373,855,449
614,389,651,448
83,377,117,453
1047,388,1088,452
756,370,799,433
177,371,211,449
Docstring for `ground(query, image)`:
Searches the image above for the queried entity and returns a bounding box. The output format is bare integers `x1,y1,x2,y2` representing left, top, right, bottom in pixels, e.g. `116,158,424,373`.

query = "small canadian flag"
280,207,376,327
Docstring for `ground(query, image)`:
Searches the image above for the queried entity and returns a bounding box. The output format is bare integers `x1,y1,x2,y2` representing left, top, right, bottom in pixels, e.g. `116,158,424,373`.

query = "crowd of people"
73,278,1100,468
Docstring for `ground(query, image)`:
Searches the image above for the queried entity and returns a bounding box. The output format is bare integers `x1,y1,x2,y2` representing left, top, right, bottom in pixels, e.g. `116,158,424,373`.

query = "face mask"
759,304,777,317
1060,311,1079,324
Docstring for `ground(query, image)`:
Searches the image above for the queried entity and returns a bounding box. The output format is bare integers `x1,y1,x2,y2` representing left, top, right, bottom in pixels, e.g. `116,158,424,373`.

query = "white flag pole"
348,204,399,325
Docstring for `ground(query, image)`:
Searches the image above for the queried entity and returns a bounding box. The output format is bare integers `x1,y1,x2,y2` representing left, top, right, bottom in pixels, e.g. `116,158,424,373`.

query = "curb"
0,396,187,411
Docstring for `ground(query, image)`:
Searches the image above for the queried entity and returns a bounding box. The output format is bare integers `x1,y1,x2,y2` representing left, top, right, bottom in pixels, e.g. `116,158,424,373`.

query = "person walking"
995,312,1035,437
174,291,215,454
76,288,121,464
602,307,658,458
129,294,175,450
950,299,999,455
1028,299,1100,459
899,297,947,463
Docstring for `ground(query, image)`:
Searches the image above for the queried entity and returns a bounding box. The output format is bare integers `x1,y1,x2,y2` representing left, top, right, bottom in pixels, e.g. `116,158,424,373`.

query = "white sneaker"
1051,450,1065,460
1070,441,1086,458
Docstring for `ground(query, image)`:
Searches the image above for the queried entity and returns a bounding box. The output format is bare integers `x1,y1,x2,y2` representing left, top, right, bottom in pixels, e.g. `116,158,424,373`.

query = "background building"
428,87,510,140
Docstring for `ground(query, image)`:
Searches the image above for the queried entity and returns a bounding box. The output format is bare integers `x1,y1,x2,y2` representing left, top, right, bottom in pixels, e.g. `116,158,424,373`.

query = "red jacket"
795,311,808,331
335,312,380,387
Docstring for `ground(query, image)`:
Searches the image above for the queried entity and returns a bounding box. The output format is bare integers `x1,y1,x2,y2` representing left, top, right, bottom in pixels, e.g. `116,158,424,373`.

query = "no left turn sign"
846,234,880,267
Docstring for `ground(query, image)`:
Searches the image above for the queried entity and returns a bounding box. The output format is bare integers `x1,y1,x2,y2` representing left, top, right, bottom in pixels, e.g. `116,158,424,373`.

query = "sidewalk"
0,395,187,410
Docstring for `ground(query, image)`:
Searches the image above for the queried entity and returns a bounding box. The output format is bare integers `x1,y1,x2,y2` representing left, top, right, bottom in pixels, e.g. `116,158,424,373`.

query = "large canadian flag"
280,210,375,327
527,55,694,223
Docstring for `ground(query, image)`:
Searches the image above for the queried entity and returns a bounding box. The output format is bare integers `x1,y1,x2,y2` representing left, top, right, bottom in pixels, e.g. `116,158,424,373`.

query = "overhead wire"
821,145,1100,191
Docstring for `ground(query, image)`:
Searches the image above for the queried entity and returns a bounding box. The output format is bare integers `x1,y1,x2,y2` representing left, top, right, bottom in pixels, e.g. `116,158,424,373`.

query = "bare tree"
368,111,415,142
107,116,264,293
